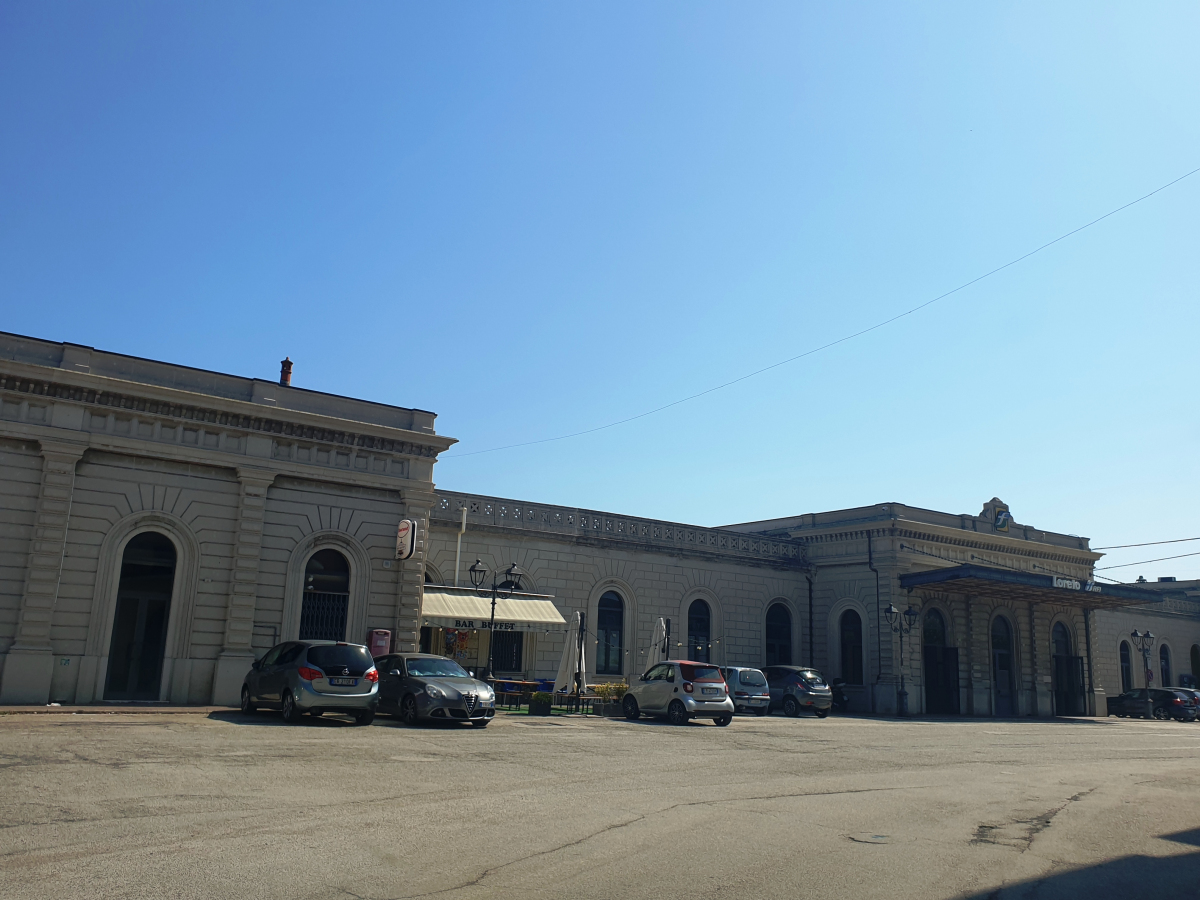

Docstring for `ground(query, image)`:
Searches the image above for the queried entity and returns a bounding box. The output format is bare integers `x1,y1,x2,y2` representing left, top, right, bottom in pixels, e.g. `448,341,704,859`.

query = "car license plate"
701,687,719,695
329,678,357,686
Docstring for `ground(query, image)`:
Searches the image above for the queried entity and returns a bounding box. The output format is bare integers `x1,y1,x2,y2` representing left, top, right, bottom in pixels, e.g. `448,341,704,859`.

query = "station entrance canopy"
420,586,566,633
898,564,1164,610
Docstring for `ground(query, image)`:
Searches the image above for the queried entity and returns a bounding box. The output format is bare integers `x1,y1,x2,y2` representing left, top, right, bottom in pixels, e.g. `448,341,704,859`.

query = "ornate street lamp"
469,559,523,681
885,604,920,717
1131,629,1156,719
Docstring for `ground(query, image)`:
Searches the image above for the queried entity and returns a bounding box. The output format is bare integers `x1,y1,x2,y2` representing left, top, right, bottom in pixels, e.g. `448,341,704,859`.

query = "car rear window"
798,669,826,686
681,664,724,682
306,645,373,674
738,669,767,687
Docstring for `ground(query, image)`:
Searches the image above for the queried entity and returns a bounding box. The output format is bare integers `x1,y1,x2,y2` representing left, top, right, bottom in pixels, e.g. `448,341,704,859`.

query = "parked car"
1106,688,1198,721
374,652,496,727
242,640,379,725
622,661,735,726
720,666,771,716
762,666,832,718
1174,688,1200,719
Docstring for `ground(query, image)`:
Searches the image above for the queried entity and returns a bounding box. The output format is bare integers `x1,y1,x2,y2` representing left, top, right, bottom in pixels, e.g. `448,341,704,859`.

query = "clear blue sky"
2,4,1198,578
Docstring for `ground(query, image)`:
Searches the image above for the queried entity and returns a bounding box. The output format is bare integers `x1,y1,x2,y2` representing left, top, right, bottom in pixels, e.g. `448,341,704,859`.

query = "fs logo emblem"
981,498,1012,533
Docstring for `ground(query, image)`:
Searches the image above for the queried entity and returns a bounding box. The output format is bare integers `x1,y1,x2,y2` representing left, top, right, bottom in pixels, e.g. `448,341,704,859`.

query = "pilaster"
0,440,86,704
394,490,435,653
211,467,276,706
1084,607,1105,716
1030,603,1053,717
968,598,991,716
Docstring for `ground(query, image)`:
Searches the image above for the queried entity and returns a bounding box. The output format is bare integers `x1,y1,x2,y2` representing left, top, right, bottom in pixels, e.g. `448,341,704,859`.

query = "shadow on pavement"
207,710,359,728
958,849,1200,899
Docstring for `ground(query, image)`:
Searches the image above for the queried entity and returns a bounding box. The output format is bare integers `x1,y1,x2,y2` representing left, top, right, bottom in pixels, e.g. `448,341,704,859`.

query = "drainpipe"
453,506,467,586
806,574,815,667
868,530,882,714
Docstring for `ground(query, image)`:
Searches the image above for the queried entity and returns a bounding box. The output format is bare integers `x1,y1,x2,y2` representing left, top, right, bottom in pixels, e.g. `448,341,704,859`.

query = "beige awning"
420,587,565,633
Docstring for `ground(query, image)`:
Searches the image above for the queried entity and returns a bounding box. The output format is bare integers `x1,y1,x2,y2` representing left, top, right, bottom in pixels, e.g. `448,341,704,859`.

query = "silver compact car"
721,666,771,716
241,641,379,725
622,660,735,726
763,665,832,718
374,653,496,727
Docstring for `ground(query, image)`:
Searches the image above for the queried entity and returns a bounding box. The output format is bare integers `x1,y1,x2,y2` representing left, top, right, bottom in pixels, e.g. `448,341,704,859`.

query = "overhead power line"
1092,536,1200,551
443,164,1200,459
1095,550,1200,571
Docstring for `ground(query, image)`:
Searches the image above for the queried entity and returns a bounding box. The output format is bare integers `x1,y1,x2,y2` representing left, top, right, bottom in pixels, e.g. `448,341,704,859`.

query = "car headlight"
425,684,446,700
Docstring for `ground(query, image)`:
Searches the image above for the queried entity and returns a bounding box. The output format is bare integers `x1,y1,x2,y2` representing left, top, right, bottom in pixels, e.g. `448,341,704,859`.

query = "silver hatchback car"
241,640,379,725
622,660,735,726
721,666,771,716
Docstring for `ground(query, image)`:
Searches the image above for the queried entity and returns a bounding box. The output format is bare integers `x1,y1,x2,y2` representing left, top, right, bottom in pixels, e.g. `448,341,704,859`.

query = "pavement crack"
970,789,1095,853
383,784,931,900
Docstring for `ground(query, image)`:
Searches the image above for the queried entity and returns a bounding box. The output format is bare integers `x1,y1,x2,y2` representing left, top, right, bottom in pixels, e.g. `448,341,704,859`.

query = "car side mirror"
639,674,648,681
251,660,261,671
388,669,402,677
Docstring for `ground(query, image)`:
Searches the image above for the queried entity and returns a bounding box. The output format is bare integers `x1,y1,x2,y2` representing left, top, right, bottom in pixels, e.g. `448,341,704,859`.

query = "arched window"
1119,641,1132,693
991,616,1015,716
300,549,350,641
596,591,624,675
1160,645,1172,688
105,532,177,702
839,610,863,685
1052,622,1071,657
688,599,711,663
923,610,947,647
765,603,792,666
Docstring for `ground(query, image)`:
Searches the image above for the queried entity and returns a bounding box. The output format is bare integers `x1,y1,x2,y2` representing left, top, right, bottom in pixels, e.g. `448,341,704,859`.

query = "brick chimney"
279,357,293,387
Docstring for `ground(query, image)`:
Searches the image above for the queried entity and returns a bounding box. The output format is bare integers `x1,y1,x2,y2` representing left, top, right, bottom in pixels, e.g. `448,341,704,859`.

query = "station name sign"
1052,576,1102,593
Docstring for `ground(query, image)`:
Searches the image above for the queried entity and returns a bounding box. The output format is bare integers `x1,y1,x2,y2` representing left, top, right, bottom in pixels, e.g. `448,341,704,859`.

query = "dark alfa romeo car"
373,652,497,727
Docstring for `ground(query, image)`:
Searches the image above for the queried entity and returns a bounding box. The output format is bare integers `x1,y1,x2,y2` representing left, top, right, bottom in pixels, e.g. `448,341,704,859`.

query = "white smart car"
621,660,735,726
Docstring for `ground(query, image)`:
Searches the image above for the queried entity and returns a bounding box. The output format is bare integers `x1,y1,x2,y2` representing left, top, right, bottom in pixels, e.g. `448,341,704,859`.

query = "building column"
1029,603,1053,717
0,440,86,704
211,468,276,706
968,598,991,716
1084,607,1104,716
393,490,435,654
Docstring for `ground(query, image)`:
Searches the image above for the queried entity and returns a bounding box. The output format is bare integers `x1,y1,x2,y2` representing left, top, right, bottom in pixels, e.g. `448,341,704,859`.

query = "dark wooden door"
924,646,960,714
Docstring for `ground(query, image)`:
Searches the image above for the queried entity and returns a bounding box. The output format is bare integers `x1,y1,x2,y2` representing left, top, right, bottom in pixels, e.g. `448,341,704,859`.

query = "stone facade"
2,331,1196,714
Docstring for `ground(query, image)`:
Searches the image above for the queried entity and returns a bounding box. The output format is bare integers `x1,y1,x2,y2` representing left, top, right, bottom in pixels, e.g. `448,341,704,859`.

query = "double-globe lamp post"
1131,629,1156,719
468,559,523,682
884,603,920,717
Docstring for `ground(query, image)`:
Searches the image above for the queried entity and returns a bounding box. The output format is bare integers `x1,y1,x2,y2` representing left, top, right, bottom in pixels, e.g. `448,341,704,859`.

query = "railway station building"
1,331,1194,716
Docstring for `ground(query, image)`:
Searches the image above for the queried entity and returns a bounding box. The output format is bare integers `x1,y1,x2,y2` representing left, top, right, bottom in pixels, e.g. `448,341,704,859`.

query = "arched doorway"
1160,645,1172,687
765,603,792,666
104,532,177,701
991,616,1016,716
839,610,864,684
1051,621,1083,716
1120,641,1133,693
300,549,350,641
688,599,711,663
923,609,959,714
596,591,624,675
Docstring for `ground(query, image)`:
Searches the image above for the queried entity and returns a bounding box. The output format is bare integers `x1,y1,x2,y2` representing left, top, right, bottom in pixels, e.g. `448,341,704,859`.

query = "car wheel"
400,694,419,726
471,719,489,728
354,710,375,726
240,686,257,715
814,708,828,719
754,706,769,717
281,690,303,724
667,700,688,726
782,695,800,718
1153,707,1169,720
623,695,640,720
714,714,732,727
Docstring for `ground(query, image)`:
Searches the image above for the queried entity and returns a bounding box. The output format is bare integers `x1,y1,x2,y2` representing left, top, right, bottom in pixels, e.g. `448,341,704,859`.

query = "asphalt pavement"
2,708,1198,900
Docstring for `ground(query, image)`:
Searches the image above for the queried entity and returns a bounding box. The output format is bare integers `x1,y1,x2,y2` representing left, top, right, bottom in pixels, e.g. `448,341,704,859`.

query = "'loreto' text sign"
395,519,416,560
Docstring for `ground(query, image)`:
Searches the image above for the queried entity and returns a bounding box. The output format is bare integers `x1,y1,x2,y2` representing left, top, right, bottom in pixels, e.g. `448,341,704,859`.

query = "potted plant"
529,691,553,716
591,681,628,717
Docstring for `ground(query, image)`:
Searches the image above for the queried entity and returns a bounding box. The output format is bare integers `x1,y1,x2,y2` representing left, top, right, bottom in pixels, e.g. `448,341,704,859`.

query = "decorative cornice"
0,371,443,459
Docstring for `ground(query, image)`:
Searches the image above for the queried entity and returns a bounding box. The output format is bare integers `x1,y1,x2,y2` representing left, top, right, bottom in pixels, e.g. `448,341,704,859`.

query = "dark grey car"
763,665,832,717
241,641,379,725
375,653,496,727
